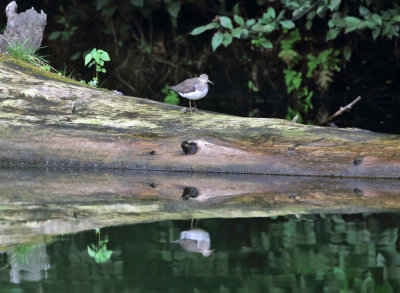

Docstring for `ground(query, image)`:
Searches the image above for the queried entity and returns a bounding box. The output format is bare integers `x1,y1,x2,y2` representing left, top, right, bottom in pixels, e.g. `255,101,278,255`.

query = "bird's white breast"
179,87,209,100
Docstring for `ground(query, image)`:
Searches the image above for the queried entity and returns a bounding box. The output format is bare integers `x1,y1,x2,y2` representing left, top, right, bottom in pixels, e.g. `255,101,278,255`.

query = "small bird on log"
168,74,213,112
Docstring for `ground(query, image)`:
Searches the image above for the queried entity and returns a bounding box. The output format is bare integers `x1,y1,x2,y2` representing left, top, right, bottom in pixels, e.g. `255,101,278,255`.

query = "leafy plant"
162,84,180,105
306,48,340,91
1,37,56,72
191,7,295,51
278,28,341,122
87,229,113,264
247,80,259,92
48,6,78,41
84,48,110,87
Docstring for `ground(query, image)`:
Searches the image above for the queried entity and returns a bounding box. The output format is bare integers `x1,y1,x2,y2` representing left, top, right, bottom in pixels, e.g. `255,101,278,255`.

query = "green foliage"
306,48,340,91
87,229,113,264
48,6,78,41
286,106,303,123
191,7,294,51
4,39,56,73
162,85,180,105
278,30,301,66
165,0,181,28
248,108,259,117
84,48,110,87
278,29,341,121
247,80,259,92
282,0,400,41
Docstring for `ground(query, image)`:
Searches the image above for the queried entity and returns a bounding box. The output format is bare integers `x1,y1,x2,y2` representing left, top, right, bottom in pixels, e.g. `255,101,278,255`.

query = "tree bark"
0,58,399,178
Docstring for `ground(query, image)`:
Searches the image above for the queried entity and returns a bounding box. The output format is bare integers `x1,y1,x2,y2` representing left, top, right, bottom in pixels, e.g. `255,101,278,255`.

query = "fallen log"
0,57,399,178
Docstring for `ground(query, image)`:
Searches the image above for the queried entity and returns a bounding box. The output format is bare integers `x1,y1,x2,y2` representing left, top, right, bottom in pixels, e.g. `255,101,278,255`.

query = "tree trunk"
0,57,399,178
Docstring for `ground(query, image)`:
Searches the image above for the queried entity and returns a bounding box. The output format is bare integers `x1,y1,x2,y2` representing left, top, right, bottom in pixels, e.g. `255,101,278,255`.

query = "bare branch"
320,96,362,125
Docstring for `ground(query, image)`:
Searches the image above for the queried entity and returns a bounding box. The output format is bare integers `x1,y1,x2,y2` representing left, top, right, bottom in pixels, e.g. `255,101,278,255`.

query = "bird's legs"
193,101,198,111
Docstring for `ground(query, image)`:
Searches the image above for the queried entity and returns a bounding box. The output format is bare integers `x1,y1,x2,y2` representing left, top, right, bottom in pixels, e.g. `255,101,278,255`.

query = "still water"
1,214,400,293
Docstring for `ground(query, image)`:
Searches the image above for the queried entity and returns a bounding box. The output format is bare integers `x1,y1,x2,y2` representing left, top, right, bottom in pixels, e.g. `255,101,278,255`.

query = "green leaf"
277,10,285,21
393,15,400,23
84,54,93,66
222,33,233,47
280,20,295,29
344,16,361,24
326,28,339,40
232,27,243,38
164,93,180,105
87,246,96,257
260,38,273,49
166,1,181,18
316,6,325,16
306,20,312,30
359,6,370,17
234,15,244,26
130,0,143,7
371,13,382,26
364,19,376,29
220,16,233,30
48,31,61,40
267,7,276,19
329,0,341,11
241,28,249,39
190,23,219,35
344,25,359,34
264,23,276,33
372,27,381,39
103,250,113,259
233,3,240,15
329,16,347,27
99,50,110,61
246,19,256,27
343,46,352,61
212,31,224,51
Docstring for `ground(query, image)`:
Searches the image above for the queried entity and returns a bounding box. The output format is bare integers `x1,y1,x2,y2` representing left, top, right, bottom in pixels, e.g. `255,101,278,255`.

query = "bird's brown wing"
170,77,197,94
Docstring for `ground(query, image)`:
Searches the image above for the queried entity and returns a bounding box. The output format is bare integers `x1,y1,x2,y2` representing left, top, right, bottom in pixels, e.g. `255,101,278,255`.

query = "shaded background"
1,0,399,133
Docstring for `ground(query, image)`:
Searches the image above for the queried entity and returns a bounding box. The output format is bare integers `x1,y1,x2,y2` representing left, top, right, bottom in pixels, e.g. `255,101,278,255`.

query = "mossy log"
0,57,400,178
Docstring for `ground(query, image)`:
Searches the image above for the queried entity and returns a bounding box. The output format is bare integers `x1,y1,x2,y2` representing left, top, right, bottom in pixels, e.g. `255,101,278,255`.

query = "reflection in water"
2,214,400,292
175,228,213,257
8,244,50,284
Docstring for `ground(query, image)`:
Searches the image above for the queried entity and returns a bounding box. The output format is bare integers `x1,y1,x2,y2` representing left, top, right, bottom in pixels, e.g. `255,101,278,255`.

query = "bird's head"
199,74,214,85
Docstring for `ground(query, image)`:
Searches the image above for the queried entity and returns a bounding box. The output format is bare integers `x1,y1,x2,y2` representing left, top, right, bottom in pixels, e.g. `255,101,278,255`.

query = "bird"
168,74,213,112
174,228,214,257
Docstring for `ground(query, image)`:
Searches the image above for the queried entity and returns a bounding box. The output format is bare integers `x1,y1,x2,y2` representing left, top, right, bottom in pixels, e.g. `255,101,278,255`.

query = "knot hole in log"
353,157,363,166
181,141,197,155
182,187,198,200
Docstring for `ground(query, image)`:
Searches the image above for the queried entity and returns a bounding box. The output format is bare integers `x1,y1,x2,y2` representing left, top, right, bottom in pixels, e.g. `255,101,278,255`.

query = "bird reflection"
174,219,214,257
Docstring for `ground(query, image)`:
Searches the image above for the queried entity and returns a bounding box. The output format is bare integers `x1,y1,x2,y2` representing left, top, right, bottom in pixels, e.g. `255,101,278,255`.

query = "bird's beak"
207,79,214,85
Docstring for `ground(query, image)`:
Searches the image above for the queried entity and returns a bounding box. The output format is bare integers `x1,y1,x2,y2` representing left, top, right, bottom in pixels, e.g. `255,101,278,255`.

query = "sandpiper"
168,74,213,112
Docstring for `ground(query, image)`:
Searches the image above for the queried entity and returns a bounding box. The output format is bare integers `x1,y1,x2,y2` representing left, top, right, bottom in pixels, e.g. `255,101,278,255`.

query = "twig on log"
320,96,362,125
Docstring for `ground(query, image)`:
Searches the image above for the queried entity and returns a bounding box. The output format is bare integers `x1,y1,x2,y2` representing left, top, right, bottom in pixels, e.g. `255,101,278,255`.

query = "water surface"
1,214,400,292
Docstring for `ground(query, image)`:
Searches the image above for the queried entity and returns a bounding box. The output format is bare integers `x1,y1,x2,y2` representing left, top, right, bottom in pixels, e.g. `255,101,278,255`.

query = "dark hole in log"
182,186,198,200
353,157,363,166
181,141,197,155
353,188,364,196
148,182,157,188
149,150,156,155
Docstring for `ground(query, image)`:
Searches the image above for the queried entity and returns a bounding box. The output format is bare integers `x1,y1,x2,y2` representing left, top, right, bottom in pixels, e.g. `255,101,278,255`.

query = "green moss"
0,54,111,91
